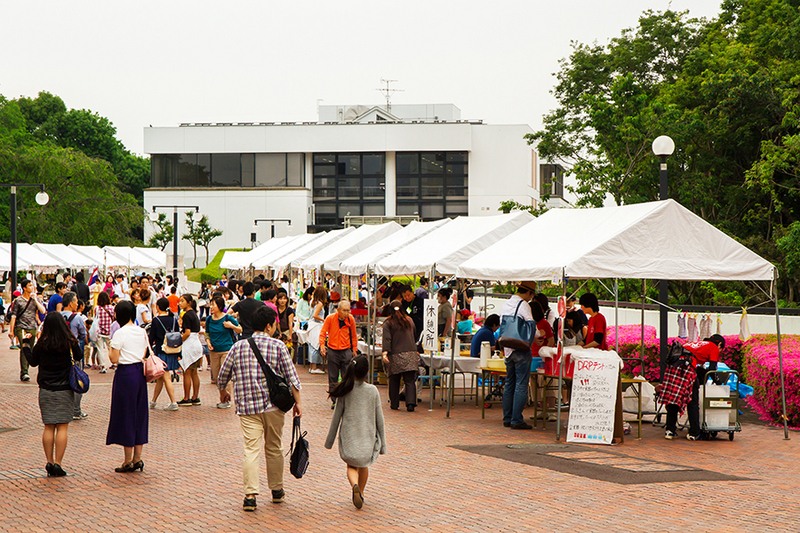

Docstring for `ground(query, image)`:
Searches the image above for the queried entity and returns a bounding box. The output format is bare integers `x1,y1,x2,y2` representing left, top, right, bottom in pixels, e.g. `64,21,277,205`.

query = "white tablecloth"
420,353,481,373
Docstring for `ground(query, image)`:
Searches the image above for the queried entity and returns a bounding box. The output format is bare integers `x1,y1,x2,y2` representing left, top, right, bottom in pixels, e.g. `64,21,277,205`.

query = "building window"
540,163,564,198
312,153,385,229
396,151,468,220
150,153,305,188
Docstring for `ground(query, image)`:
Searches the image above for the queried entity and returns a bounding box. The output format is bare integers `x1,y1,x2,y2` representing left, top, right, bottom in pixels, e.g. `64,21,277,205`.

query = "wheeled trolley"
700,370,742,440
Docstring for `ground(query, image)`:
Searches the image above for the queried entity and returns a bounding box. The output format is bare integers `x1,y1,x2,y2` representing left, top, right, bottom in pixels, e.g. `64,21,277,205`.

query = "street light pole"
253,218,292,244
2,184,49,293
652,135,675,360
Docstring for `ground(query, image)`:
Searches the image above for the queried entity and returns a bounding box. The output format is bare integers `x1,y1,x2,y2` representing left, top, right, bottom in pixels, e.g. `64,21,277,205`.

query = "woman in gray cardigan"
325,355,386,509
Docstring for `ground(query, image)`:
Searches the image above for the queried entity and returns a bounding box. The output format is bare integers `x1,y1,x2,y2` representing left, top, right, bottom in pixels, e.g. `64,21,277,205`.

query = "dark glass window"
178,154,198,187
396,151,468,221
241,154,255,187
151,155,166,187
287,154,305,187
149,153,300,188
312,152,386,229
362,154,385,175
197,154,211,186
211,154,241,186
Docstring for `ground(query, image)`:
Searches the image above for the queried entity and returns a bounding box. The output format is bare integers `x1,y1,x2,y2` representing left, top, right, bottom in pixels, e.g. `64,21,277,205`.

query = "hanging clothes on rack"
739,309,751,341
677,312,687,339
687,314,699,342
699,314,712,340
716,314,723,336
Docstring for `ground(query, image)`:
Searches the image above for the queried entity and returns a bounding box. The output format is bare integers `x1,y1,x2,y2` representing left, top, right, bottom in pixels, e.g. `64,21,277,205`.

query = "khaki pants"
209,350,231,388
239,410,285,495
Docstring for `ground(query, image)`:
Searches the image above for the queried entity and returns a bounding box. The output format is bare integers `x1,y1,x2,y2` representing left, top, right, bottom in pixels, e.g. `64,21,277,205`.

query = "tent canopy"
133,247,167,269
220,251,254,270
272,228,356,270
339,219,451,276
297,222,402,272
375,212,535,276
103,246,162,269
33,244,95,269
68,245,105,266
244,236,299,269
251,233,325,270
0,243,65,269
457,199,776,281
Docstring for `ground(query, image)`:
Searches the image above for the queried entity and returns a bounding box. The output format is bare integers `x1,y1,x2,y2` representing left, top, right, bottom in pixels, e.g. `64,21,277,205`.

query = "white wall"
144,189,311,267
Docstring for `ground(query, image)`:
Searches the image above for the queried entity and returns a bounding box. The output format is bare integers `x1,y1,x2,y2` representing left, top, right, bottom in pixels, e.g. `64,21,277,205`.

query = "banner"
422,298,439,351
567,350,621,445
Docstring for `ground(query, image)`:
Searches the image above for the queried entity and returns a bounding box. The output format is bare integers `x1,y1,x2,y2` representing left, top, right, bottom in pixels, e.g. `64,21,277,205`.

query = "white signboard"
567,350,621,445
422,298,439,351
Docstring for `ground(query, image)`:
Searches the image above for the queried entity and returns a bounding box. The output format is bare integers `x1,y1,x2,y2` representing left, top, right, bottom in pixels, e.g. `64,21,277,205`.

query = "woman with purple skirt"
106,300,150,472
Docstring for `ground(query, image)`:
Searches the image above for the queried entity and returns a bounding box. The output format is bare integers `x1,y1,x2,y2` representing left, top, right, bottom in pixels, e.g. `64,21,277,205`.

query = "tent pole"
641,280,645,373
614,279,619,355
446,278,460,418
366,267,373,383
371,271,378,385
556,268,566,441
773,278,790,440
430,265,436,412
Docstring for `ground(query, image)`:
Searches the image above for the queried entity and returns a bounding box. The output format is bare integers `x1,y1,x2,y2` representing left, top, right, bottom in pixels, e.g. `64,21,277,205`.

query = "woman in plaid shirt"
217,306,302,512
95,291,116,373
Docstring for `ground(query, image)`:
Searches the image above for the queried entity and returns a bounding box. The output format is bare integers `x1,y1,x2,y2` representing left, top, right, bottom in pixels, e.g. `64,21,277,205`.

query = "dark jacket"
405,295,425,337
382,317,418,355
23,341,82,391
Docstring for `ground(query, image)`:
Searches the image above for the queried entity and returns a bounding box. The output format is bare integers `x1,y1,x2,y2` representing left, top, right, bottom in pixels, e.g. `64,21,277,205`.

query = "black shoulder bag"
289,416,309,479
247,338,296,413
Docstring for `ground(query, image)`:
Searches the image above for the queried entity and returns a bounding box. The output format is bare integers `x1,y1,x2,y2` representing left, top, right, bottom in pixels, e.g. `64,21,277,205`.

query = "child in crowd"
325,355,386,509
456,309,474,334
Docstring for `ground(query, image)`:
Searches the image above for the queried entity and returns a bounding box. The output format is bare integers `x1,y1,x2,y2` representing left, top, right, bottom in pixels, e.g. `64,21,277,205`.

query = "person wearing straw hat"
500,281,536,430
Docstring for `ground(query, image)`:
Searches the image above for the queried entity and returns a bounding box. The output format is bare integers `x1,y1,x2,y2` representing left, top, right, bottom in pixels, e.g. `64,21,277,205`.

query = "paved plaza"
1,338,799,533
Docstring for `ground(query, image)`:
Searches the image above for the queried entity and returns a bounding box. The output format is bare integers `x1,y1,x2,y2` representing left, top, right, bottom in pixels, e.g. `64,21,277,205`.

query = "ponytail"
328,355,369,399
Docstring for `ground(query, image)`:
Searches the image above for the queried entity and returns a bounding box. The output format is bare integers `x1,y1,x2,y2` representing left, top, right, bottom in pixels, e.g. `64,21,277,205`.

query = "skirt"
106,363,149,447
158,352,180,371
39,389,74,425
387,350,420,376
179,334,204,371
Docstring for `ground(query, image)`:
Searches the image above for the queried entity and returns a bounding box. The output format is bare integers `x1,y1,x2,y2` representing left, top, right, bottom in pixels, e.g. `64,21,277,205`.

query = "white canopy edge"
273,228,356,270
103,246,162,269
457,200,776,282
133,247,168,269
68,245,106,266
251,233,326,270
297,222,402,272
0,243,66,269
220,251,254,270
375,212,535,276
245,236,299,269
339,219,451,276
33,244,95,269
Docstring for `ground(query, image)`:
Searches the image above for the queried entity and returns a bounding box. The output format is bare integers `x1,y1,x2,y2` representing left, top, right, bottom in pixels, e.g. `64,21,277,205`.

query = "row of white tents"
0,243,167,272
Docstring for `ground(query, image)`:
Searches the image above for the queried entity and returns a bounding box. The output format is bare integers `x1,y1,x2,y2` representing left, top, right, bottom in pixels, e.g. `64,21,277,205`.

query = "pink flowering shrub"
606,325,744,382
741,334,800,427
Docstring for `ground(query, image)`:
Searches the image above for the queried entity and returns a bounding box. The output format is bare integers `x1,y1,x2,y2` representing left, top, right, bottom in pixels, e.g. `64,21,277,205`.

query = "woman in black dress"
23,312,83,477
147,298,179,410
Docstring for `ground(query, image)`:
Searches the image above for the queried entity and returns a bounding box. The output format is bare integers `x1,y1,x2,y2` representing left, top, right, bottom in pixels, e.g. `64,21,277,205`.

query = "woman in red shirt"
578,293,608,350
530,301,554,357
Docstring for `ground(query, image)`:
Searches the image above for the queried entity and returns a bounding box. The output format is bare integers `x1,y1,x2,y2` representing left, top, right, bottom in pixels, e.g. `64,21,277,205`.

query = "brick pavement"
1,336,799,533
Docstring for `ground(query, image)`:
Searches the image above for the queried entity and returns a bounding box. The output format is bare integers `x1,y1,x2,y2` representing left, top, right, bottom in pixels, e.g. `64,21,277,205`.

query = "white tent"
103,246,162,270
243,236,300,269
68,245,105,266
271,228,356,270
297,222,403,272
0,246,31,271
339,219,451,276
251,233,326,270
457,200,775,281
134,247,168,270
33,243,96,270
220,251,254,270
374,212,535,276
0,243,66,269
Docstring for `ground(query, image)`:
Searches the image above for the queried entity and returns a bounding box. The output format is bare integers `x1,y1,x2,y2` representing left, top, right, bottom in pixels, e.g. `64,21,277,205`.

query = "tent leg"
430,266,436,412
556,269,566,442
614,279,619,355
446,279,460,418
641,280,645,374
774,281,790,440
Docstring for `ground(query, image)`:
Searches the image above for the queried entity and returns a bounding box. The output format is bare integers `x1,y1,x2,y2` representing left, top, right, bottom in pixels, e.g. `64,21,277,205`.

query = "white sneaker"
665,430,677,440
216,402,231,409
164,403,179,411
149,401,157,410
21,374,30,382
310,369,325,374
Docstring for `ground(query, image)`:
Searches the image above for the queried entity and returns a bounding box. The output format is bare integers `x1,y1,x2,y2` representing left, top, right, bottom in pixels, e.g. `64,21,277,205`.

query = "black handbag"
289,416,309,479
247,338,296,413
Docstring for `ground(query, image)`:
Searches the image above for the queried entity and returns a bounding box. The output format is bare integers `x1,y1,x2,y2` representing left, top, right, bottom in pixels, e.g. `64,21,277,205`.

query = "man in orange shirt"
320,300,359,401
167,286,180,314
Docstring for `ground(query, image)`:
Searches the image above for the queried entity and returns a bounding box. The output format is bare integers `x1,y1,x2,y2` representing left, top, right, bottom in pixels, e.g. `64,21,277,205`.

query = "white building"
143,103,543,265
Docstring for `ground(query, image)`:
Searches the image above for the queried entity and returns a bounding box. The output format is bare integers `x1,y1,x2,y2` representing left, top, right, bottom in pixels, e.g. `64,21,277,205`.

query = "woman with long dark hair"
177,294,203,406
147,297,179,410
95,290,115,374
381,300,419,411
324,355,386,509
23,312,83,476
107,300,150,472
306,285,328,374
276,290,294,346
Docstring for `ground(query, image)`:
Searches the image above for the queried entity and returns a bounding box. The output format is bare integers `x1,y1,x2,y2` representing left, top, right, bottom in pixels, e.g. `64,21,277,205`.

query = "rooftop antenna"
376,78,403,111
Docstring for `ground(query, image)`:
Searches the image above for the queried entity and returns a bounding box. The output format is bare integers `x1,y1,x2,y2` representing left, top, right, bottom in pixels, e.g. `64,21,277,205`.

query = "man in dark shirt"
47,282,68,313
73,272,91,305
401,285,424,341
232,282,266,339
470,314,500,358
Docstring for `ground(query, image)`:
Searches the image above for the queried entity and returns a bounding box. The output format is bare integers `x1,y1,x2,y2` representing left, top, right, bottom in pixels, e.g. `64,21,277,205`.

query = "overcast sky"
2,0,722,156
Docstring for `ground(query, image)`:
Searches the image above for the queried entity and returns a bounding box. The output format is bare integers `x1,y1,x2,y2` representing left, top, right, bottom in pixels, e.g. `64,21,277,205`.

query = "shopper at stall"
500,281,536,430
456,309,474,334
400,285,424,339
662,335,725,441
8,279,46,381
578,293,608,350
320,299,359,400
531,301,555,356
47,282,68,313
470,314,500,358
381,300,419,411
437,288,454,337
415,277,429,300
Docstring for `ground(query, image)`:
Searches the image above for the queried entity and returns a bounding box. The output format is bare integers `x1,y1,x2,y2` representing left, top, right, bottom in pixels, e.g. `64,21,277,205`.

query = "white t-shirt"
136,303,152,326
110,324,149,365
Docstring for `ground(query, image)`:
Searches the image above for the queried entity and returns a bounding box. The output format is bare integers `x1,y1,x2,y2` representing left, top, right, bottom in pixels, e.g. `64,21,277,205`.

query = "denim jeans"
502,351,532,426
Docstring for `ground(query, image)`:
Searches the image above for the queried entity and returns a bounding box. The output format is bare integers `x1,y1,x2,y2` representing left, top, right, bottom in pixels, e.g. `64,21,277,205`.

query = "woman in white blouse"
106,300,150,473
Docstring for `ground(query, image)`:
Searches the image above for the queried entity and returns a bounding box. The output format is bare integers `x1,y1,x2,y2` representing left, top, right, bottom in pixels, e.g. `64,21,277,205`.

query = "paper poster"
350,275,358,300
567,351,620,445
422,298,439,351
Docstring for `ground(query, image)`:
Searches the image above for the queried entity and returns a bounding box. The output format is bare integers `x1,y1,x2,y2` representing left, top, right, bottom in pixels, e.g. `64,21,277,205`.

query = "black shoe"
352,484,363,509
45,463,55,476
243,496,257,512
398,392,406,402
52,463,67,477
271,489,285,503
131,460,144,471
390,406,399,410
511,422,533,430
407,405,415,412
177,399,192,406
115,462,135,473
191,398,201,406
503,422,511,427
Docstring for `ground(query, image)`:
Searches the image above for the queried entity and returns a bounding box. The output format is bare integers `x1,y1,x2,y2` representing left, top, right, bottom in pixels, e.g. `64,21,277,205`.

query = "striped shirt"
217,332,301,416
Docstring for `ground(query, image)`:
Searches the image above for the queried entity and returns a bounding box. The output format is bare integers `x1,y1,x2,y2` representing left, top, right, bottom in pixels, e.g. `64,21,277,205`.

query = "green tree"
147,212,174,251
182,213,222,269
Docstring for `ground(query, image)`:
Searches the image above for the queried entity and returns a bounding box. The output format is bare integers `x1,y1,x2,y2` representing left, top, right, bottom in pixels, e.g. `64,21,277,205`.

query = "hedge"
741,334,800,427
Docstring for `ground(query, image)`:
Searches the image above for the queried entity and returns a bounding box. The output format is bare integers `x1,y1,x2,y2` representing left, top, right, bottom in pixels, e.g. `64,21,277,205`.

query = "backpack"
156,316,183,354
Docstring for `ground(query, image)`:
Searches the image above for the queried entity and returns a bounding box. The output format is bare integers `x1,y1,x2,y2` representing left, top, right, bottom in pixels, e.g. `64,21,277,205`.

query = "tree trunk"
192,244,197,269
203,245,210,268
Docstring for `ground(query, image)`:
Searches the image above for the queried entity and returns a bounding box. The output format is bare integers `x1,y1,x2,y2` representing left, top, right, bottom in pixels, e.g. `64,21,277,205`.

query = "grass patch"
185,268,203,283
201,248,248,282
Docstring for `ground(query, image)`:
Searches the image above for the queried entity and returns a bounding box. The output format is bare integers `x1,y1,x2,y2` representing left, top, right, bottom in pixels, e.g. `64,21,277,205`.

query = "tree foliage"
182,213,223,269
0,95,142,246
147,212,174,251
527,1,800,305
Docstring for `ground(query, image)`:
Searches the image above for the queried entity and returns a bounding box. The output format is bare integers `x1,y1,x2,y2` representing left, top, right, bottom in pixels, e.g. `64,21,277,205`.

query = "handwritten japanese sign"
423,298,439,351
567,350,620,445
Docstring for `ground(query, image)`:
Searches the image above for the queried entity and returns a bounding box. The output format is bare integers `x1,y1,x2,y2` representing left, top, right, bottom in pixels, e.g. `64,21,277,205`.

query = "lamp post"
149,205,202,281
652,135,675,360
253,218,292,241
1,184,49,292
